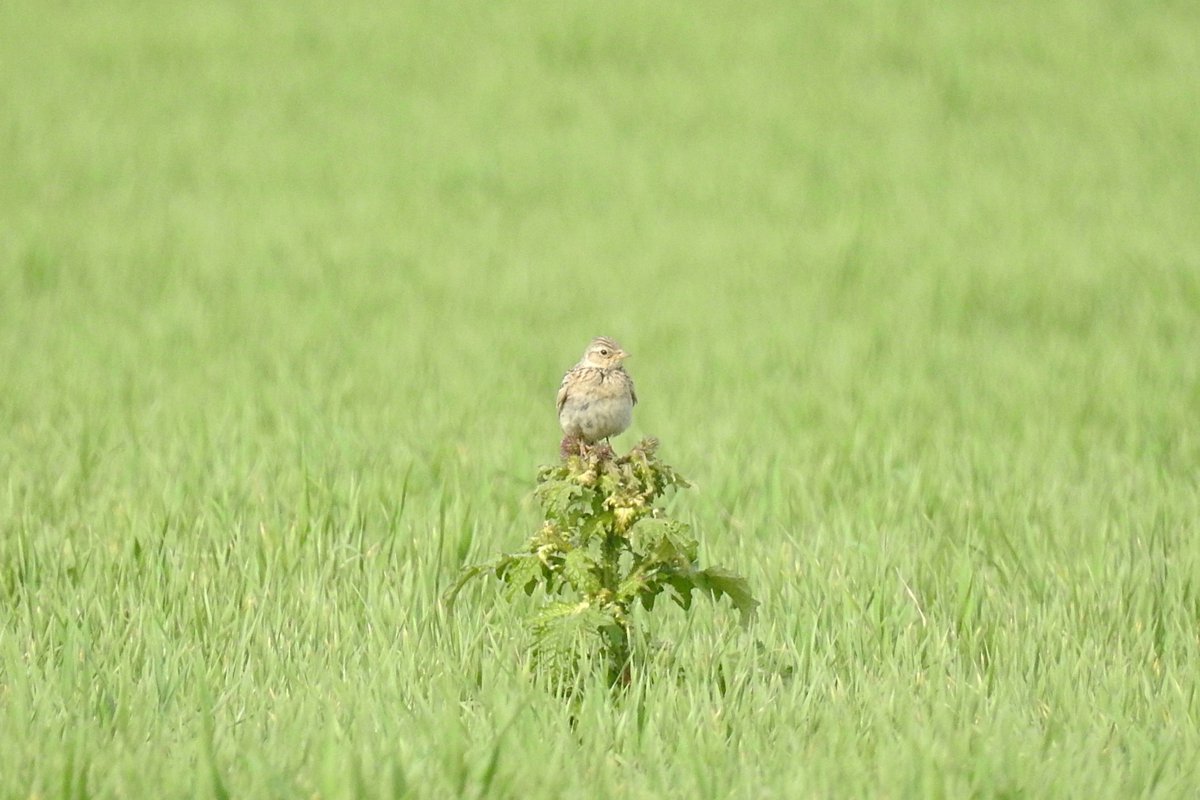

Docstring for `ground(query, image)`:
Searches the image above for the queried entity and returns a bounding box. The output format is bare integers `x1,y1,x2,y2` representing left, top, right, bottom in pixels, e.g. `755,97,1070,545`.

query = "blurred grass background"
2,1,1198,797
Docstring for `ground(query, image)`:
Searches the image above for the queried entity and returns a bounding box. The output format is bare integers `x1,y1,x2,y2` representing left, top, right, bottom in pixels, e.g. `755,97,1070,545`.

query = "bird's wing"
556,371,572,414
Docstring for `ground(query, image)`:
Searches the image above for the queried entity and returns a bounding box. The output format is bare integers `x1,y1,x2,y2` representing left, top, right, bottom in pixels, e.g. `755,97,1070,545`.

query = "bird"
557,336,637,451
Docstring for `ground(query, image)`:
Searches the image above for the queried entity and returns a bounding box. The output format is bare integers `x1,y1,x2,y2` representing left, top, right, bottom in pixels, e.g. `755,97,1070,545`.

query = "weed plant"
449,438,755,689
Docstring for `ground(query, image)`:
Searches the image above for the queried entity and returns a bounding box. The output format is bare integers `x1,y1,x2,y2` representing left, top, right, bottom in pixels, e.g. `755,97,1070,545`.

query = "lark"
557,336,637,453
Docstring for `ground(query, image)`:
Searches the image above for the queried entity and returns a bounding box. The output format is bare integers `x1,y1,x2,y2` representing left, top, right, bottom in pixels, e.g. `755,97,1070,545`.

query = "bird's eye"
599,349,609,356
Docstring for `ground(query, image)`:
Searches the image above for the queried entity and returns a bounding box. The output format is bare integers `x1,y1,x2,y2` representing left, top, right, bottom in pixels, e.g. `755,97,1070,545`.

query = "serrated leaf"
529,601,613,656
693,566,759,626
495,554,545,597
535,479,586,521
665,574,696,611
653,538,696,571
617,569,649,604
528,601,617,687
578,511,615,547
529,600,592,628
597,471,621,497
528,522,568,551
562,548,601,595
629,518,697,563
531,603,617,654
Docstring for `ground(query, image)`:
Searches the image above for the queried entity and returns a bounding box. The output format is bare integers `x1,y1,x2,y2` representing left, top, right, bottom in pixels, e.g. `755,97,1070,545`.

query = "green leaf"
617,569,650,604
578,511,615,547
653,538,695,571
535,479,586,521
562,548,601,595
529,601,617,647
693,566,759,626
495,554,545,596
529,600,592,628
664,574,697,611
597,471,621,498
528,601,618,684
629,518,697,564
528,522,568,551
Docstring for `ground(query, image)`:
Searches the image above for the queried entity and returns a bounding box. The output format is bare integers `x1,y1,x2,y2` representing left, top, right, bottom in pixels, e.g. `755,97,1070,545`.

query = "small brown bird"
557,336,637,446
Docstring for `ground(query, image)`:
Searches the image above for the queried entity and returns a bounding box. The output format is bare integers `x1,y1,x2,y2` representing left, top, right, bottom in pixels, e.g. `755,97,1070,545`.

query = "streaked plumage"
557,336,637,444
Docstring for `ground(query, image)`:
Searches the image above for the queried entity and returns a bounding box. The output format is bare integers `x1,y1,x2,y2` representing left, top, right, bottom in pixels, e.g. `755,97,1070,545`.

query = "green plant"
448,438,757,688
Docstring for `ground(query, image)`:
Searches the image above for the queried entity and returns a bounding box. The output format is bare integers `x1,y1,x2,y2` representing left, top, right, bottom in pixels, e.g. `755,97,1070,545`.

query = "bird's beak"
618,349,631,359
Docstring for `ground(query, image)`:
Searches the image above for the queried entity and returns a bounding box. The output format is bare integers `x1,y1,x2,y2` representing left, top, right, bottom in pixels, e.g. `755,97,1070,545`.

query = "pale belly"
559,394,633,442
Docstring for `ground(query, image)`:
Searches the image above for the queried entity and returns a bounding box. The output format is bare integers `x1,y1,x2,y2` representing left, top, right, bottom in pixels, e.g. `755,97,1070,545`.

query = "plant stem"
600,530,632,687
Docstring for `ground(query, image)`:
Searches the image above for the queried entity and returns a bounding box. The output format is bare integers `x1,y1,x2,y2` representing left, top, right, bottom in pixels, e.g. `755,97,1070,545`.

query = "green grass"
2,0,1199,796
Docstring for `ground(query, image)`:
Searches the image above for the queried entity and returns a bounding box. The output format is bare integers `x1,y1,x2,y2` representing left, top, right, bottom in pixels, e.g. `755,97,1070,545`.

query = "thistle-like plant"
447,438,756,688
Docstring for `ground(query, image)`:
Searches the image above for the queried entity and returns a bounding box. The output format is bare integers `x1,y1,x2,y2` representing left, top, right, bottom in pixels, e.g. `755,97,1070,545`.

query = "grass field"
3,1,1199,797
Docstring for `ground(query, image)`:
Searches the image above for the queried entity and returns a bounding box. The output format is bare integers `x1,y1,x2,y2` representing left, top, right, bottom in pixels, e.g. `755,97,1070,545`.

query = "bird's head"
581,336,630,368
